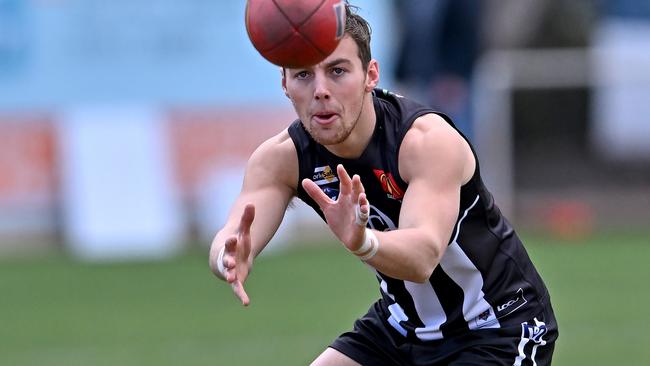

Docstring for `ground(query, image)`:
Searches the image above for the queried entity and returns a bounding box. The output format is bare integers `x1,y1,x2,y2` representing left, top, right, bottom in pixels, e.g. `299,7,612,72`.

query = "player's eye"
331,67,345,76
295,70,311,79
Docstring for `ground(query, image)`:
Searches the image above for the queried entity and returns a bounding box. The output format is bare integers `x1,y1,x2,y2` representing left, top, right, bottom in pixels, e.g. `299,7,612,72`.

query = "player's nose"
313,73,331,100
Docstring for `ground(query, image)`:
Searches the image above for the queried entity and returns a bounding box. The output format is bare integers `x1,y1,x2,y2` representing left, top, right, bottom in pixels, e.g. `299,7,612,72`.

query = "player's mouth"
312,112,338,125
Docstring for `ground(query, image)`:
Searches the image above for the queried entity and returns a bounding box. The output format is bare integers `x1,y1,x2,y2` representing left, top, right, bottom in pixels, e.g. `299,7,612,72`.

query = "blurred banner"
0,0,391,258
591,19,650,160
0,113,57,239
59,106,184,260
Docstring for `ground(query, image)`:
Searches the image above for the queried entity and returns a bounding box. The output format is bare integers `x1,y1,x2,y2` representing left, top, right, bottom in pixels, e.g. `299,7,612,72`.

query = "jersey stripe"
379,278,409,336
403,195,495,341
440,195,500,330
404,280,447,341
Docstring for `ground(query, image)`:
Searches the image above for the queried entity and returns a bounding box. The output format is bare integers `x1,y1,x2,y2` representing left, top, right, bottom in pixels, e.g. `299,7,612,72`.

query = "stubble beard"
307,118,355,146
304,87,367,147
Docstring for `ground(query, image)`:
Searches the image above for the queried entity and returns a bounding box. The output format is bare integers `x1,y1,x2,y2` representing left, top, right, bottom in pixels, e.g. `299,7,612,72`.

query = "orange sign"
0,113,57,205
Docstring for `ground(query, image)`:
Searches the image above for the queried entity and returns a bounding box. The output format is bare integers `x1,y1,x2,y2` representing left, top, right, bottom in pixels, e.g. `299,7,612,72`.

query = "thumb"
239,203,255,235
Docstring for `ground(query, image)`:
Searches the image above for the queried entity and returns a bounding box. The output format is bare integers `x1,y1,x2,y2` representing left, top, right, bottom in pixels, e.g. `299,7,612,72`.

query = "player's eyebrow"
322,58,352,68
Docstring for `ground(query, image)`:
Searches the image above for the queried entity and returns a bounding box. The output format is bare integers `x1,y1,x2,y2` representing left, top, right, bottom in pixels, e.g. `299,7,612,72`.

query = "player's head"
282,4,379,148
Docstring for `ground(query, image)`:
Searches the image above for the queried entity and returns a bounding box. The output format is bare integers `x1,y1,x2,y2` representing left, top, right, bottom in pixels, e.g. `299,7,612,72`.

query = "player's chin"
312,131,346,146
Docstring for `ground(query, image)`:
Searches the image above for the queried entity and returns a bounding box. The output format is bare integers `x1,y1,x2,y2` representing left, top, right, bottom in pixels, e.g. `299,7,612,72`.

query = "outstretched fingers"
223,234,251,306
337,164,353,196
231,280,250,306
352,174,369,226
351,174,365,198
223,236,238,282
355,192,370,226
302,178,333,208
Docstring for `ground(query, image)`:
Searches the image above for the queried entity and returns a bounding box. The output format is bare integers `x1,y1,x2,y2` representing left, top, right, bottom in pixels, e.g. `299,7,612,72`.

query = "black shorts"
330,302,558,366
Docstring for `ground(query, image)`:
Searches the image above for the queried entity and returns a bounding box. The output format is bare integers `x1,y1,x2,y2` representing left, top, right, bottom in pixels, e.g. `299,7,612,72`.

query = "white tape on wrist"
351,228,379,261
355,204,369,226
216,246,227,277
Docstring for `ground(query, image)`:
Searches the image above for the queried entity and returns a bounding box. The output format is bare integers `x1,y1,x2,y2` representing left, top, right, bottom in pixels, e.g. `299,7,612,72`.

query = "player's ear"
281,67,290,98
365,60,379,92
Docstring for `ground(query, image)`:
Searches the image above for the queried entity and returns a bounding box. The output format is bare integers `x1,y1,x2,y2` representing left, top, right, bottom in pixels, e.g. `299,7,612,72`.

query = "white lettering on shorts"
513,318,548,366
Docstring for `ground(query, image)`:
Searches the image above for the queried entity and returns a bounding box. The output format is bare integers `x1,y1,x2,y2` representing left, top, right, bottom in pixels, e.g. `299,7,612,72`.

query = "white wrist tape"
355,204,369,226
216,246,227,277
351,228,379,261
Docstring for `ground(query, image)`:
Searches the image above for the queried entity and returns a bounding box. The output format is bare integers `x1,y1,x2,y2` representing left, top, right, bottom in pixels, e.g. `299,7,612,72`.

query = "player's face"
283,36,378,146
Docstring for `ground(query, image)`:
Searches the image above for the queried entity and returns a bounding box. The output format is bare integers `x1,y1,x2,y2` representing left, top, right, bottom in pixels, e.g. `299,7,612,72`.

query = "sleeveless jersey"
288,88,551,342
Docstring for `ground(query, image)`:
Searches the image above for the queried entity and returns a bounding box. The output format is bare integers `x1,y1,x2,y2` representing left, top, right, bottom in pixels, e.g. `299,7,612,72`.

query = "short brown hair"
344,3,372,71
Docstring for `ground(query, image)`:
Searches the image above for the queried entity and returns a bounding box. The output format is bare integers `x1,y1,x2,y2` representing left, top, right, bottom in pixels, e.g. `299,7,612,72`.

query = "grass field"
1,231,649,365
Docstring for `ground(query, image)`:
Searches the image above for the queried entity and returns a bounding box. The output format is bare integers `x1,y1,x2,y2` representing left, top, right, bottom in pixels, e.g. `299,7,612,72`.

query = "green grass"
524,231,650,366
1,231,649,365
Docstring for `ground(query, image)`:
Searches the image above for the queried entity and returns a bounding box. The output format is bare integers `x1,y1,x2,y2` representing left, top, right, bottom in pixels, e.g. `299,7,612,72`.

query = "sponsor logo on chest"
313,165,339,186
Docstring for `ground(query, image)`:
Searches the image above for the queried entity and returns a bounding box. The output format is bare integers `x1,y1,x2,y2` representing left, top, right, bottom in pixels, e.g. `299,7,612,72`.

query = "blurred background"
1,0,649,365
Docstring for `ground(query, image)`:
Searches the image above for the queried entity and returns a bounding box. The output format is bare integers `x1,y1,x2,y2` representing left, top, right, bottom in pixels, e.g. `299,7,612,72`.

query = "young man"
210,5,558,365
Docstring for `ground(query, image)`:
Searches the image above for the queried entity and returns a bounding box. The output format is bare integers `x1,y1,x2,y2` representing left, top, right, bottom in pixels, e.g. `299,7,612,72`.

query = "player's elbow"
410,264,436,284
411,238,443,283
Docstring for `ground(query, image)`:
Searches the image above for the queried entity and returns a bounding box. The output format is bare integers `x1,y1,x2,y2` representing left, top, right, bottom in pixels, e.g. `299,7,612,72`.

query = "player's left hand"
302,164,369,252
221,203,255,306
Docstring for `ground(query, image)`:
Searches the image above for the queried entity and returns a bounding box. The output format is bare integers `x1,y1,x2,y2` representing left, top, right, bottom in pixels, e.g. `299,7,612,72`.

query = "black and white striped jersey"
288,88,551,341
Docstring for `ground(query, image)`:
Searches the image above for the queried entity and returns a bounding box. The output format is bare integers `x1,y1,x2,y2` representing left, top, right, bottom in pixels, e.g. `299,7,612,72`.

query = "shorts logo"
514,318,548,365
373,169,404,200
496,288,527,318
313,165,339,186
524,321,548,344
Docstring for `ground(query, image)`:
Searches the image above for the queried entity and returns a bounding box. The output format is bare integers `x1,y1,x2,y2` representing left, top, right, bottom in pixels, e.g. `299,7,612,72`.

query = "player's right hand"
220,203,255,306
301,164,368,252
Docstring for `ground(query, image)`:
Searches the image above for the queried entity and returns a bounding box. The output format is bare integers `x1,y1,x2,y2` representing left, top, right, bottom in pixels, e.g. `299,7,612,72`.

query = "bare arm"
367,113,475,282
302,113,475,283
209,129,297,305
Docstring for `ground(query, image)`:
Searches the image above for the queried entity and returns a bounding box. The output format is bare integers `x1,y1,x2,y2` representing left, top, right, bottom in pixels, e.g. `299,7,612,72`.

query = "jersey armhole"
287,121,311,200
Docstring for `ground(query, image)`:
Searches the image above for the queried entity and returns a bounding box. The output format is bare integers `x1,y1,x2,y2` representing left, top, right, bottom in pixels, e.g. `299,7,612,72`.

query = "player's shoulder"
247,128,298,187
403,113,461,148
411,112,446,129
400,113,474,182
255,128,295,152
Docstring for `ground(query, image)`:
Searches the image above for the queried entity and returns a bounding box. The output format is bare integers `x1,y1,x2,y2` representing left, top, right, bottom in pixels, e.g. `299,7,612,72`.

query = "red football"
245,0,347,68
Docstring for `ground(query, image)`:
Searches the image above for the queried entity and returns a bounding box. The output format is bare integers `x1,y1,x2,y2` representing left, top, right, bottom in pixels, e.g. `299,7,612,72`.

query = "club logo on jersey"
313,165,339,186
373,169,404,200
478,309,491,322
366,204,397,231
473,307,497,329
496,288,528,318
